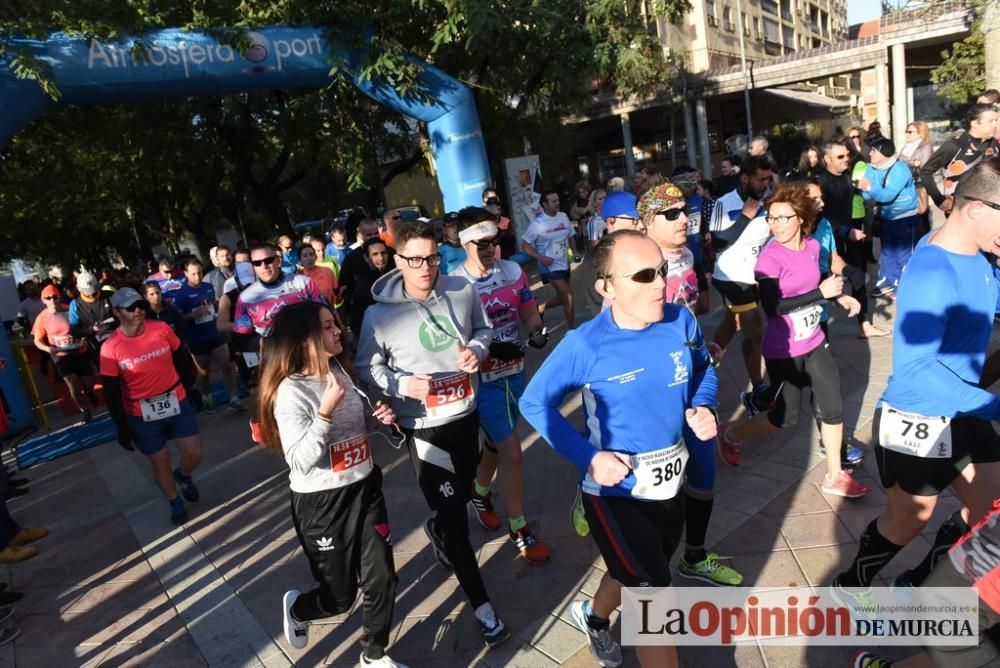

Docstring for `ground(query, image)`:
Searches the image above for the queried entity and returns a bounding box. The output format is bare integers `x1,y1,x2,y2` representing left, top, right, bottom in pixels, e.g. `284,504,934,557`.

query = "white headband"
459,220,498,246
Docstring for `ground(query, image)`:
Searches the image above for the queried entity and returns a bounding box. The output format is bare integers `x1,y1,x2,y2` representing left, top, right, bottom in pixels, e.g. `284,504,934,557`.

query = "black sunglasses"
472,235,501,250
656,208,686,221
119,301,147,313
964,196,1000,211
251,256,279,267
42,296,59,301
603,261,669,284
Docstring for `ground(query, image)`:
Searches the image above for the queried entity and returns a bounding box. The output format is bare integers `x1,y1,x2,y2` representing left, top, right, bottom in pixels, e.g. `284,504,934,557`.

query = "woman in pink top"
717,182,871,499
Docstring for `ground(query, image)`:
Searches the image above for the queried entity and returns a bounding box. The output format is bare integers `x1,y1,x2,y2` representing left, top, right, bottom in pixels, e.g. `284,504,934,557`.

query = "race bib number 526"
425,372,474,416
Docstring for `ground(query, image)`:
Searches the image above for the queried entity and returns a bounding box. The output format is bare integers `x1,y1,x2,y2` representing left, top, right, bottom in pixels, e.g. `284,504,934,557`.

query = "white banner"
621,586,979,646
502,155,543,244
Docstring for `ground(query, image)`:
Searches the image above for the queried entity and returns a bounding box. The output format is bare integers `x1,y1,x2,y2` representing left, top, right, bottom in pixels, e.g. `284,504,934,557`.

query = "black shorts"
53,352,93,378
874,410,1000,496
923,552,1000,667
711,277,758,313
402,411,481,512
540,269,571,285
189,338,226,357
582,492,684,587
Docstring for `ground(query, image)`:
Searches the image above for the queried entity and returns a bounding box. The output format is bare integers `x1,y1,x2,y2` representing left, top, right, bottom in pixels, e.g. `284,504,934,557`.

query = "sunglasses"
42,295,59,301
603,261,669,284
831,153,849,160
472,235,501,249
849,135,861,140
963,196,1000,211
119,301,147,313
251,256,279,267
656,208,686,221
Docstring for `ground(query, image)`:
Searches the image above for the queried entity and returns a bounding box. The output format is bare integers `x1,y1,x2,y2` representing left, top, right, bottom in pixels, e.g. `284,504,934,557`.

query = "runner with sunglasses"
232,243,325,441
254,301,405,667
100,287,202,525
635,182,743,588
716,182,871,498
521,229,719,668
451,207,552,565
355,220,509,648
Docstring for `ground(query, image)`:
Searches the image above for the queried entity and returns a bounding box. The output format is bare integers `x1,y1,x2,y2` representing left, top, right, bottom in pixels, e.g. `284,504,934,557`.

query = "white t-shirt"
523,211,574,273
709,188,771,285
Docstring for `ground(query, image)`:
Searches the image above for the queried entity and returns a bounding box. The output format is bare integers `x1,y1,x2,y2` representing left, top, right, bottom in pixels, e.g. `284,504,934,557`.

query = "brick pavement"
0,263,958,667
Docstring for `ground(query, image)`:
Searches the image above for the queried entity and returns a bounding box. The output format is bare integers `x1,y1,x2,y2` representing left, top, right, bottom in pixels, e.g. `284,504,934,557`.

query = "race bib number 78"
878,403,952,458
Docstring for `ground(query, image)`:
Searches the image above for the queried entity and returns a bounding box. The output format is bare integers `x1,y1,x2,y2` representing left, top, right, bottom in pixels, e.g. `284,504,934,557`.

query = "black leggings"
765,342,843,429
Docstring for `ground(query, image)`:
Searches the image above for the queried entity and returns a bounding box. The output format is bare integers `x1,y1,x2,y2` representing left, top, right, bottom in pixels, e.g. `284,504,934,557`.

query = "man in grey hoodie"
355,220,509,648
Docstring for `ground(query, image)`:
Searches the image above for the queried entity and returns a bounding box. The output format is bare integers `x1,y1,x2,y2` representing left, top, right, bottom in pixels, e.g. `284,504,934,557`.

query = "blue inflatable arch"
0,26,491,435
0,26,491,212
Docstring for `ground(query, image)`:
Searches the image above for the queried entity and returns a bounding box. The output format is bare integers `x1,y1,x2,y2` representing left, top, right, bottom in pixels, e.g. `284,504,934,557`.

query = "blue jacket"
862,158,918,221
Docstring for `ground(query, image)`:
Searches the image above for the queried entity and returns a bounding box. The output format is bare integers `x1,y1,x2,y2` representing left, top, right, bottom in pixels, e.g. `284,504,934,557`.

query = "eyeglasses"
830,153,849,160
42,296,59,301
765,214,799,225
251,256,279,267
397,253,442,268
603,261,669,284
472,236,501,250
963,196,1000,211
656,208,686,222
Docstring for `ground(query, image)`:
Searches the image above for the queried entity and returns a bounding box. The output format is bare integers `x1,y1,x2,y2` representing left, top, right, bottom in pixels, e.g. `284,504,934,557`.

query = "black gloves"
527,326,549,349
117,427,135,452
488,341,524,362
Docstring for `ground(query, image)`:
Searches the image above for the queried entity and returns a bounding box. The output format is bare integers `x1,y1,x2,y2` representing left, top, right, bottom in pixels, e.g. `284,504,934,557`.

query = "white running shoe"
282,590,308,649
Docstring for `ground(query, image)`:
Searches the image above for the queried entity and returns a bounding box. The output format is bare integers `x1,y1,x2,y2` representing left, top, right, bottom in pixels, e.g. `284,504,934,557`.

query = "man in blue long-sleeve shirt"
520,230,718,668
835,158,1000,604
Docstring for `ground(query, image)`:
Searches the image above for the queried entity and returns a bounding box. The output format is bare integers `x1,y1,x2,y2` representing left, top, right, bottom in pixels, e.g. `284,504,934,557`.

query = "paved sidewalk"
0,265,956,667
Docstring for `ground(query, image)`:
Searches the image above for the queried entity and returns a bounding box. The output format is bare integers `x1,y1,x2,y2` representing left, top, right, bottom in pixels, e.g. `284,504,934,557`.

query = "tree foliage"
0,0,690,268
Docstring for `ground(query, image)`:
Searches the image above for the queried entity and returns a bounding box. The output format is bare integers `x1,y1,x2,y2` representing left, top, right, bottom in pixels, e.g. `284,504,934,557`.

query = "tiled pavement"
0,264,966,667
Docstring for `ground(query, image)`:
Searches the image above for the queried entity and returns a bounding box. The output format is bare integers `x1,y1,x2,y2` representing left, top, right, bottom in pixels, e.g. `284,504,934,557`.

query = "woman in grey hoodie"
255,301,405,667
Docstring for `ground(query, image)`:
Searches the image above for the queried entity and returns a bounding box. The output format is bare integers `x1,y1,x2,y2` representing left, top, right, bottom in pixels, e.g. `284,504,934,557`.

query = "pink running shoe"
716,423,743,466
821,470,872,498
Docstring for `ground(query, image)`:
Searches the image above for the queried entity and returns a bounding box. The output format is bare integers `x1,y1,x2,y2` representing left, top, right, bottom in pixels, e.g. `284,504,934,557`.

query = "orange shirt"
301,266,341,307
99,320,186,416
32,309,87,354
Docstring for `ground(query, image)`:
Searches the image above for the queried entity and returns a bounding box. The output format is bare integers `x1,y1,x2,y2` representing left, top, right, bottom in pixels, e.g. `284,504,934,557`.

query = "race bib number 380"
629,442,689,501
879,403,952,458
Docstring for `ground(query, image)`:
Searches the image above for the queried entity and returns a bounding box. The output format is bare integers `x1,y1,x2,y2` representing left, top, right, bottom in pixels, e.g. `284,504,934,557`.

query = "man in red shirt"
31,284,98,423
100,288,202,525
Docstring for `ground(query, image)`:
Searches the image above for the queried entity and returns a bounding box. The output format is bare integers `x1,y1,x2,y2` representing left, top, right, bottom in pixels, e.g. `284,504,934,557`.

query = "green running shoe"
678,553,744,586
570,488,590,538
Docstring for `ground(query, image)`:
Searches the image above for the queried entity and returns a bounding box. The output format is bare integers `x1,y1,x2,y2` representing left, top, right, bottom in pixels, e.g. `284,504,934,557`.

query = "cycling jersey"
709,188,771,284
232,273,323,336
523,212,574,274
519,305,717,498
452,260,534,345
881,243,1000,420
662,246,700,311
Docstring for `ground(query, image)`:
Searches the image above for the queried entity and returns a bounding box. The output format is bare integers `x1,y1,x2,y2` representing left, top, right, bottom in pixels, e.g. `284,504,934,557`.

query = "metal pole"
734,0,753,139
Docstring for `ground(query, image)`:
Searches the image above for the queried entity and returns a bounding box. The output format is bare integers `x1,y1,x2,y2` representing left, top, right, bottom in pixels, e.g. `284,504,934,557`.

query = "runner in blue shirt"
834,158,1000,606
173,258,243,413
520,229,719,668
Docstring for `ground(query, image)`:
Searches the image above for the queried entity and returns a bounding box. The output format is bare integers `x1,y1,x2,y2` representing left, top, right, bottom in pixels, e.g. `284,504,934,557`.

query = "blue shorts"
540,269,571,285
125,397,200,455
683,426,716,494
478,370,527,442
